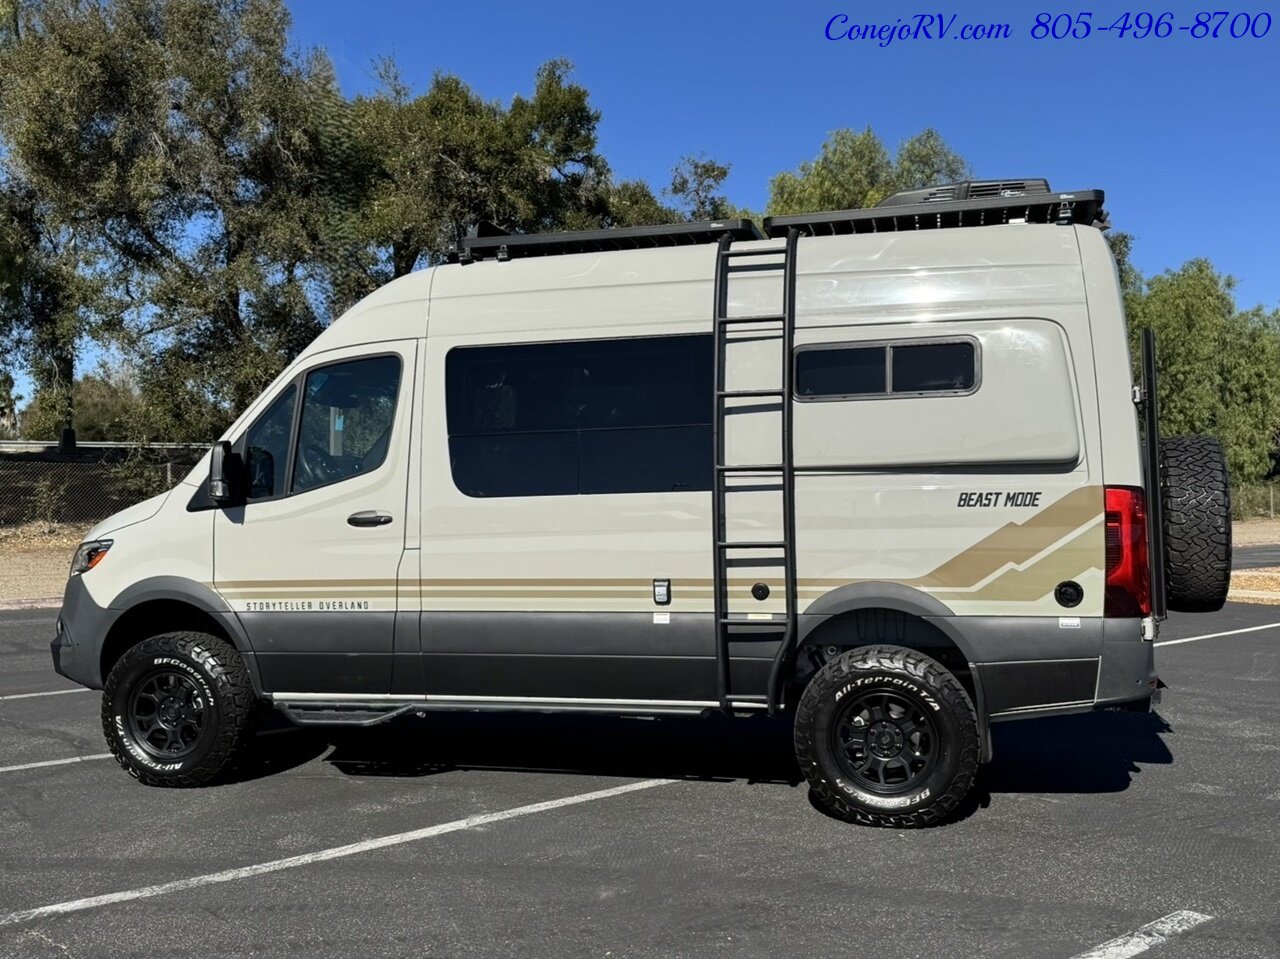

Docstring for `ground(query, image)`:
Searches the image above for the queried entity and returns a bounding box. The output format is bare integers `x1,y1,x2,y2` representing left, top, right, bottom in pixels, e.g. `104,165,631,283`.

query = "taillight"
1104,486,1151,618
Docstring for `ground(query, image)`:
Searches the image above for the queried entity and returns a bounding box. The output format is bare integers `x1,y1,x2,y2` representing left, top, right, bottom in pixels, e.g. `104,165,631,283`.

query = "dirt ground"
1231,517,1280,546
0,523,88,605
4,518,1280,606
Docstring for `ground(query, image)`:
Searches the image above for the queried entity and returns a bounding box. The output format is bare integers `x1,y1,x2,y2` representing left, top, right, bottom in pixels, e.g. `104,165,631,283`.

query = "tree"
767,127,970,215
667,154,732,221
347,58,613,294
1125,258,1280,483
0,178,92,444
604,179,680,227
0,0,357,435
0,370,19,437
21,371,143,441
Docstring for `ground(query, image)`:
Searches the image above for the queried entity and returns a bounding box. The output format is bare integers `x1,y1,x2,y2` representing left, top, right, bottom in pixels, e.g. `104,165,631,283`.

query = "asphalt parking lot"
1,605,1278,959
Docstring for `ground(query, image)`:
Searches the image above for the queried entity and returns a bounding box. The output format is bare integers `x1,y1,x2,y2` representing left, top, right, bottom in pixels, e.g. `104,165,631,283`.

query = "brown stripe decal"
213,486,1104,606
903,486,1101,590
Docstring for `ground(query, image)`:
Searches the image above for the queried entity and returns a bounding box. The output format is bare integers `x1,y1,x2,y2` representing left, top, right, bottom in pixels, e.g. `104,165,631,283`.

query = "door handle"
347,511,394,528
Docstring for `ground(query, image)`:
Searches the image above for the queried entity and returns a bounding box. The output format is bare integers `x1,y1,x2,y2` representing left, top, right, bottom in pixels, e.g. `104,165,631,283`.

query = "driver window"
244,385,297,500
292,355,401,494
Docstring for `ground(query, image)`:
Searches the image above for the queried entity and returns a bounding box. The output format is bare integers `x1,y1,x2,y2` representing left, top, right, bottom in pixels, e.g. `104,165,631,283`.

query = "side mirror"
209,441,239,504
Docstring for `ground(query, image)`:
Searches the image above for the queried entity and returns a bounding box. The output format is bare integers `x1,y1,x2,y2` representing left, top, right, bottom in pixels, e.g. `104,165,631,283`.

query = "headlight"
70,540,113,577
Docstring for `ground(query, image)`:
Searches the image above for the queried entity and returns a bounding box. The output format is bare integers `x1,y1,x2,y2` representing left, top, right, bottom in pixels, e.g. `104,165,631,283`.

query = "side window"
292,355,402,494
795,346,885,397
795,338,977,399
244,386,296,500
892,341,976,393
446,334,712,497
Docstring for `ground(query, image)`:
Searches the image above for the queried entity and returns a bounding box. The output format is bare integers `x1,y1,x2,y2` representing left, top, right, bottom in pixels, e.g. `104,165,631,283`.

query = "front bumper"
49,574,114,690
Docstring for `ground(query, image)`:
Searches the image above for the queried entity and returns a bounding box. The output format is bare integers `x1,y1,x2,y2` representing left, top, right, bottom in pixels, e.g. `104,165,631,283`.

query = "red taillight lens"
1104,486,1151,618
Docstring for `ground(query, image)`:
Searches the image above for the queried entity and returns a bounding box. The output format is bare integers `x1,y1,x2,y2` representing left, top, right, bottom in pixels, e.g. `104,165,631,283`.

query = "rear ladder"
712,228,800,714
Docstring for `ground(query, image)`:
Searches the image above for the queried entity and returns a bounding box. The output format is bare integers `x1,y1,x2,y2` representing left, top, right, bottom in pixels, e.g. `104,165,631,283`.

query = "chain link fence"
0,442,206,529
1233,482,1278,521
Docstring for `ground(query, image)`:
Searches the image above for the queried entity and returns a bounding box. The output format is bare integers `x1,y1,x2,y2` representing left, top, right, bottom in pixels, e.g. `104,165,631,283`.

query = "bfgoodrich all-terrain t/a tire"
1160,435,1232,613
794,645,979,828
102,631,254,787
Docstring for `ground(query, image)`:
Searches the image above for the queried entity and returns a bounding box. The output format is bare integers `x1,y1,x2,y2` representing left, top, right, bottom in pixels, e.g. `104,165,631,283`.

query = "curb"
1227,589,1280,607
0,597,61,612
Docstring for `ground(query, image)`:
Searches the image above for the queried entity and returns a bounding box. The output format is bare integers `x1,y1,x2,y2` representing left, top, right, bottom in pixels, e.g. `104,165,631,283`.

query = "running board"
271,695,769,726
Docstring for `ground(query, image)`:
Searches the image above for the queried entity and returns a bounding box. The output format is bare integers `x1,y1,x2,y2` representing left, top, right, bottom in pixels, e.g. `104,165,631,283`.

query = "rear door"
213,342,417,694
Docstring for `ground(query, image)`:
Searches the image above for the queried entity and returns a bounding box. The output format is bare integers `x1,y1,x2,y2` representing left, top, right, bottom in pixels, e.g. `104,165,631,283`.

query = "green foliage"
667,155,732,221
21,373,144,441
1125,258,1280,483
604,180,680,227
767,127,970,215
0,371,19,437
0,0,348,426
30,474,67,525
346,57,612,292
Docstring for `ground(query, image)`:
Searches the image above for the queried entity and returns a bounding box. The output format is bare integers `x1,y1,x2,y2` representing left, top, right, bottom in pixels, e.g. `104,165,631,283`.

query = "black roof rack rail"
454,219,765,264
763,188,1107,238
876,178,1052,207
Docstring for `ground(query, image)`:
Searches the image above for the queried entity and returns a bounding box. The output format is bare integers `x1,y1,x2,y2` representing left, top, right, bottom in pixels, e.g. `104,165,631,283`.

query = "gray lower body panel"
50,575,118,690
238,612,396,694
419,612,772,701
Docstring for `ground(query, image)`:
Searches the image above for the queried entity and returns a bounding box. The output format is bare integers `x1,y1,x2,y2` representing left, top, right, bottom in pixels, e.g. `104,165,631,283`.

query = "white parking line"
0,754,112,774
0,688,91,702
0,778,672,926
1156,621,1280,647
1072,910,1213,958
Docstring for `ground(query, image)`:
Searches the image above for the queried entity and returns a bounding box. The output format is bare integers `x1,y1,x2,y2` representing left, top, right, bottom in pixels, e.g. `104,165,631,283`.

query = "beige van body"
59,183,1218,824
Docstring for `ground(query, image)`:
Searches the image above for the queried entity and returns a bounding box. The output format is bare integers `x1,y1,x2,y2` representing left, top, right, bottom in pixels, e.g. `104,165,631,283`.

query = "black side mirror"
209,441,241,505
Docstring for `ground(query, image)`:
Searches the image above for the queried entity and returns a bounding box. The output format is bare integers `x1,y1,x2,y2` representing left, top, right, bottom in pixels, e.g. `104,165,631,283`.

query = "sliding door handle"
347,511,394,528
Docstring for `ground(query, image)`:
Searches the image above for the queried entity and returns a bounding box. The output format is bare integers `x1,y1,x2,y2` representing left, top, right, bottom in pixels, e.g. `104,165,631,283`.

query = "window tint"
292,355,401,493
892,341,975,393
795,346,885,397
446,335,712,497
795,339,976,399
244,386,296,500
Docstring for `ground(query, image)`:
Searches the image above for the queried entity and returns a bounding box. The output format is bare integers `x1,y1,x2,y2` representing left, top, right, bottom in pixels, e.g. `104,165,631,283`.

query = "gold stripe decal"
213,486,1105,609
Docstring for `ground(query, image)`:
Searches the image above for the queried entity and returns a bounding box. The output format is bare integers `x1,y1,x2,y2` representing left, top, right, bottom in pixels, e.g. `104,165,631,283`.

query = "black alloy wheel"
830,689,938,795
126,668,210,760
103,631,255,787
794,644,980,828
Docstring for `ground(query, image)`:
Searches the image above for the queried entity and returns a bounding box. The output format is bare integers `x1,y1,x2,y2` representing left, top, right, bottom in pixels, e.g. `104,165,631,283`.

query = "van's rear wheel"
1161,435,1232,612
102,631,254,787
794,645,979,828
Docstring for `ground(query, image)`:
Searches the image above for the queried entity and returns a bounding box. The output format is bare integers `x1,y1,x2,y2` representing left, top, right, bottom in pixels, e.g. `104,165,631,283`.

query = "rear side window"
446,335,712,497
796,338,977,399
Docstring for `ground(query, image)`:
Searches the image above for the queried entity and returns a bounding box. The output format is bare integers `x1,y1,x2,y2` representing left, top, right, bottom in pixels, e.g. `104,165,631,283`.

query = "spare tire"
1160,435,1232,612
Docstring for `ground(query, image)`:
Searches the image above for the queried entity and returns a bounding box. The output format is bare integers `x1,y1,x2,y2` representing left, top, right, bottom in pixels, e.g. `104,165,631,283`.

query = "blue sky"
12,2,1278,403
294,0,1280,310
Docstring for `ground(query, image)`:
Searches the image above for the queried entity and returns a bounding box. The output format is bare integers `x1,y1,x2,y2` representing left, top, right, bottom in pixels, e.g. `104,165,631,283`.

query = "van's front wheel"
794,645,979,828
102,631,254,787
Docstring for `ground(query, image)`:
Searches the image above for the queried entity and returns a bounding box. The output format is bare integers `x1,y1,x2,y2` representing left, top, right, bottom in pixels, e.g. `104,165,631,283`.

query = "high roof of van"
305,179,1112,356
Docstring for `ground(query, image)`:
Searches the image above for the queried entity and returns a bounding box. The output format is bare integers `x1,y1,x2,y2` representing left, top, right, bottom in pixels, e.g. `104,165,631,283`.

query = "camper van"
51,180,1231,827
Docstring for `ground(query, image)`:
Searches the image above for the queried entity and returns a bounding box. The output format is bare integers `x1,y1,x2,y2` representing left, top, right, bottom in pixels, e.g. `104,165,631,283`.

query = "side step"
274,701,417,726
270,696,759,725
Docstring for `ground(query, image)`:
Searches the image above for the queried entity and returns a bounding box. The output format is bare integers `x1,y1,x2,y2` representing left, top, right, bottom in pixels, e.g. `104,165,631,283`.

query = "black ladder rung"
719,619,787,627
717,540,788,550
722,248,787,259
716,464,783,473
717,388,785,399
715,314,786,326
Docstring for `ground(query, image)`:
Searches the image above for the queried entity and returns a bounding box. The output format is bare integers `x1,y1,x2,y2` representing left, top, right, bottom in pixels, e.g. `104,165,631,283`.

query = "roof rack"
454,219,765,264
763,181,1106,238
